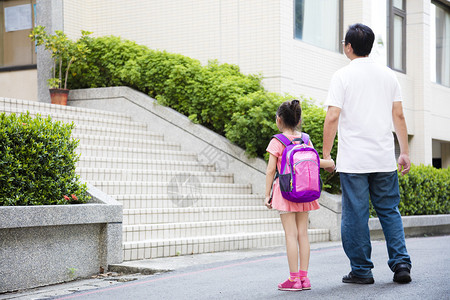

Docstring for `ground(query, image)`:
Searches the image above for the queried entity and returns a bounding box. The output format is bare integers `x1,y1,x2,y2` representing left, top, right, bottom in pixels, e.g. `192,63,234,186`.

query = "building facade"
1,0,449,167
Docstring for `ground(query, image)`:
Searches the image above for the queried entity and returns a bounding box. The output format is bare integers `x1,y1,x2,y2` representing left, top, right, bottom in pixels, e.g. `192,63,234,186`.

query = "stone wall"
0,184,122,293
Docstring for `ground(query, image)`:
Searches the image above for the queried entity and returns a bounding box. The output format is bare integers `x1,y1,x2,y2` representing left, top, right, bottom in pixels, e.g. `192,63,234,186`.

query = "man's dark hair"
344,23,375,57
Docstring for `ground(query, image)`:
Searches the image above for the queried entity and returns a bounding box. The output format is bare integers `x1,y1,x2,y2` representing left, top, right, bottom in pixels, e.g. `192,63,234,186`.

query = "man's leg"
340,173,374,279
369,171,412,282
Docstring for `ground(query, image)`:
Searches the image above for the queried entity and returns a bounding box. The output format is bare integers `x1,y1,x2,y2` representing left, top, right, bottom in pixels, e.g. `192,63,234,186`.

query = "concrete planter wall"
369,214,450,239
0,184,122,293
311,192,450,241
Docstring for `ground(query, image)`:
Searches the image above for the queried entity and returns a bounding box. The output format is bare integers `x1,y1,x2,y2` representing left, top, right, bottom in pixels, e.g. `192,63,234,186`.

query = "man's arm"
323,106,341,172
392,101,410,176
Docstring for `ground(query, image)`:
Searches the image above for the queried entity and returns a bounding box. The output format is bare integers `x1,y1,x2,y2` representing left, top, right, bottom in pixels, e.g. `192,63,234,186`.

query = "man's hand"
398,153,411,176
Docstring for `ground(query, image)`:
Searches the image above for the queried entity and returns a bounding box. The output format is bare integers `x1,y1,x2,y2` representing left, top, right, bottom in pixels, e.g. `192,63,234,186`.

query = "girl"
265,100,335,291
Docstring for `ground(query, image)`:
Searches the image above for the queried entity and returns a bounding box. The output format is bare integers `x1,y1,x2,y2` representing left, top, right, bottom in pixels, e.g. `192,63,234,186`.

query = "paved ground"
1,235,449,300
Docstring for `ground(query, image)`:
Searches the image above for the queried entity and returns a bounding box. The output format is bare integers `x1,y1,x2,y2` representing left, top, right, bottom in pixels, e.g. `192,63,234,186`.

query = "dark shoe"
342,272,374,284
393,264,411,283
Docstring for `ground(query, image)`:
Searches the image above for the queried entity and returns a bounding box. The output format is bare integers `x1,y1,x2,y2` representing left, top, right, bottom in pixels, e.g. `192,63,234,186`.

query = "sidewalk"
0,242,305,300
1,236,449,300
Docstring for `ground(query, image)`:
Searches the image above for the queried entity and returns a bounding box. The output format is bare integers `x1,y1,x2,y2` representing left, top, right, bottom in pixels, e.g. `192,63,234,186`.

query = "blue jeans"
340,171,411,278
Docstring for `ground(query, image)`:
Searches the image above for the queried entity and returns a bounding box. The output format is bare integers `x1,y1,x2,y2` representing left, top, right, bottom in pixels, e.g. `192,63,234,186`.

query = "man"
323,23,412,284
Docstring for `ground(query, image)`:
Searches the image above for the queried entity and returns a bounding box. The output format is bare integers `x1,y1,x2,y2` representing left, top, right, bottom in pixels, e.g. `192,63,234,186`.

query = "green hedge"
0,113,90,206
66,35,339,192
370,165,450,216
68,36,263,135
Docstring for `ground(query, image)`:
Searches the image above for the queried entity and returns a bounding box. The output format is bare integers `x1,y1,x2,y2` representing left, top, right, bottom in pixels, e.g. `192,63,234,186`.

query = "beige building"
1,0,449,167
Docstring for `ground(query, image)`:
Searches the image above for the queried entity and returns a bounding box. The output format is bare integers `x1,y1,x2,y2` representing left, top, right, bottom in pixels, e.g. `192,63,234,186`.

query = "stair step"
89,181,252,195
77,157,215,172
122,218,283,242
114,194,263,209
4,108,147,131
76,145,198,161
122,229,330,260
73,124,164,141
77,168,234,183
122,206,277,225
1,97,132,121
74,134,180,151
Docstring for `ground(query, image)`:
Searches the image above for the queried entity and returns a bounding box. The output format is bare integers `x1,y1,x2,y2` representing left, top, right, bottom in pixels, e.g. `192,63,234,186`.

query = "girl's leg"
296,212,310,272
279,212,302,291
280,212,299,272
296,212,312,289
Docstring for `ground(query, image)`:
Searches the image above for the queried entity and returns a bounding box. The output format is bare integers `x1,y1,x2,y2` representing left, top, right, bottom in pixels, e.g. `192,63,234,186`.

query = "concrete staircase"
1,97,330,261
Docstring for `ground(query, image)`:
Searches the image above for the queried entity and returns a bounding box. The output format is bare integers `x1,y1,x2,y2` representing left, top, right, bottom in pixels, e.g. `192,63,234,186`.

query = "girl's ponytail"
291,100,301,126
277,99,302,129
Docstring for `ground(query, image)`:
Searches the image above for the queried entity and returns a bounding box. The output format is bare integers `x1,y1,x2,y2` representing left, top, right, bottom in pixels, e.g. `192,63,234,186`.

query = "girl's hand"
326,159,336,173
265,196,272,209
320,157,335,173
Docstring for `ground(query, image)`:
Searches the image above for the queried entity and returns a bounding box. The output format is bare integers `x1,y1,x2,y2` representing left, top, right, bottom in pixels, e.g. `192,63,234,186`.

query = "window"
370,0,387,66
388,0,406,72
0,0,37,70
431,1,450,87
294,0,342,52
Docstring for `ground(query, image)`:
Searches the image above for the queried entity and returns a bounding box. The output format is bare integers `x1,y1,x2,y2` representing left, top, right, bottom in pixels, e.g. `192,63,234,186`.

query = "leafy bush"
29,26,91,89
0,113,90,206
68,36,263,135
225,93,339,192
370,165,450,216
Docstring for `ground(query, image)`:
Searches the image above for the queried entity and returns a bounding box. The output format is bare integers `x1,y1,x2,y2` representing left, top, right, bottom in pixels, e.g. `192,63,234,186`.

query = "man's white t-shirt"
325,57,401,173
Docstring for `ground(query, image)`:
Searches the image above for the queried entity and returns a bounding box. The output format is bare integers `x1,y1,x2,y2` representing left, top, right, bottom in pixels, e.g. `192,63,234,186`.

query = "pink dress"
266,133,320,212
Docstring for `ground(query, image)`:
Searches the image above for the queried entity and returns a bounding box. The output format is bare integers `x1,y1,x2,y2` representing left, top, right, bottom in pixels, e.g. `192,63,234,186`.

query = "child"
265,99,335,291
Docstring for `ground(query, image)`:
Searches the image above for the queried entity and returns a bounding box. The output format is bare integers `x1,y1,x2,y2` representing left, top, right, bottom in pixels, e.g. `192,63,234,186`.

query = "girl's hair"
276,100,301,129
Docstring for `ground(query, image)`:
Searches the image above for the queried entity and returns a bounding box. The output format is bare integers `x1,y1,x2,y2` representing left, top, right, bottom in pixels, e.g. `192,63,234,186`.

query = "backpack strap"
301,133,310,145
273,133,310,146
271,133,311,177
271,134,291,181
272,133,292,147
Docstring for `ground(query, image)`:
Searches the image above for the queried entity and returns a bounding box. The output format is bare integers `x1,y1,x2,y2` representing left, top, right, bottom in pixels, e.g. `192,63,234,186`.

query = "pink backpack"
272,133,322,203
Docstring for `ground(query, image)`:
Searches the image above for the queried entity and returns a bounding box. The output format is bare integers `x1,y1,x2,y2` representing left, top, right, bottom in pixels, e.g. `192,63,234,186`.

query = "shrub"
0,113,90,206
158,60,263,134
68,35,263,135
225,93,339,192
370,165,450,217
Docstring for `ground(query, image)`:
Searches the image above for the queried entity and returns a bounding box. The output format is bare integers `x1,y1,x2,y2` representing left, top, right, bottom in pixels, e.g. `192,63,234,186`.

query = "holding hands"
321,157,335,173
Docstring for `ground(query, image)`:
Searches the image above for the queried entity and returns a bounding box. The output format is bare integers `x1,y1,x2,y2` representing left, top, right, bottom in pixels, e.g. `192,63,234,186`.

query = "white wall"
0,70,37,101
430,83,450,142
64,0,282,92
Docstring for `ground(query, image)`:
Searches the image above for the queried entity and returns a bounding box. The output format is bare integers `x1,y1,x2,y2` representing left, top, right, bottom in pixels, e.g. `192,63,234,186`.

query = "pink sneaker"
278,278,302,291
301,277,311,290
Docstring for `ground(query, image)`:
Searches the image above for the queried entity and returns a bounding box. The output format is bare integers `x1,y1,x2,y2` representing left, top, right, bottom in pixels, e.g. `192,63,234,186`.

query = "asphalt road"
34,235,450,300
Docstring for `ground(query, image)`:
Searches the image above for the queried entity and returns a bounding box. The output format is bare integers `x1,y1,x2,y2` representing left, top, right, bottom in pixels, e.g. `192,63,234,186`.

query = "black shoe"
393,263,411,283
342,272,375,284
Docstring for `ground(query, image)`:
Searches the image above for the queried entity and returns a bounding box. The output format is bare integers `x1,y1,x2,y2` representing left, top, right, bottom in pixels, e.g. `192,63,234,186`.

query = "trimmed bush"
225,93,339,192
370,165,450,217
68,36,263,135
398,165,450,215
0,113,90,206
